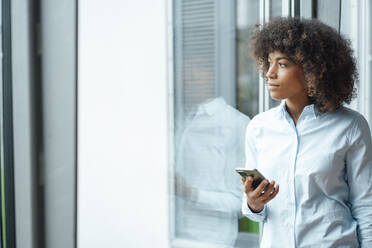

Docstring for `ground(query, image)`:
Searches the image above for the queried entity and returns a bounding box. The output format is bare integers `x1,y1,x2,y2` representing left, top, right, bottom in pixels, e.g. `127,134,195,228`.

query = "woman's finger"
262,184,279,204
243,176,254,194
252,179,269,198
261,180,275,199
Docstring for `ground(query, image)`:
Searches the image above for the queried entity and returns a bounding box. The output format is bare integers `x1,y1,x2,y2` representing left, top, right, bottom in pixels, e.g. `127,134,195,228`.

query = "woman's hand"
242,176,279,213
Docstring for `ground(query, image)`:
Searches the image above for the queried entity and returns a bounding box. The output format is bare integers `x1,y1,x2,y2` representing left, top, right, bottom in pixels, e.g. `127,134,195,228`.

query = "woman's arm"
346,114,372,247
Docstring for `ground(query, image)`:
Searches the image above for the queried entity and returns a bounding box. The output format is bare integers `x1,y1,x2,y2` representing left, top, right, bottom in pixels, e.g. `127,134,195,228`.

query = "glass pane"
236,0,260,119
172,0,256,247
270,0,282,18
268,0,283,109
235,0,260,246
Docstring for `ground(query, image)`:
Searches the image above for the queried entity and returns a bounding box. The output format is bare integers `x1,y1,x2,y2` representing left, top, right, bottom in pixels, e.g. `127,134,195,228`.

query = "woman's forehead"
268,51,290,60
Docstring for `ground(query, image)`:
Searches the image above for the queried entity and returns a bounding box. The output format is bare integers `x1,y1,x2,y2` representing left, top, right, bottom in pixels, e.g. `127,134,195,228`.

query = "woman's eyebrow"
268,56,291,61
275,56,290,61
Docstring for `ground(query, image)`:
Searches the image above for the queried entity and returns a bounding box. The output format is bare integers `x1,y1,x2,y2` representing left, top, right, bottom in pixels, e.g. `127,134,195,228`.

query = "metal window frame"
41,0,78,247
11,0,45,247
167,0,175,244
1,0,16,246
6,1,78,248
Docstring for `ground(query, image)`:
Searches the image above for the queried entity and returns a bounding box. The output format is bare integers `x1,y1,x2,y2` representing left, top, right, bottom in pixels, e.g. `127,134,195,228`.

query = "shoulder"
330,106,371,143
327,106,369,128
333,106,364,119
321,106,363,124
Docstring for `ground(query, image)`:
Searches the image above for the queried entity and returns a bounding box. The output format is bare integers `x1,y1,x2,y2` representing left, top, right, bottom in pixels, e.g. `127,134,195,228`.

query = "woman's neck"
285,98,310,125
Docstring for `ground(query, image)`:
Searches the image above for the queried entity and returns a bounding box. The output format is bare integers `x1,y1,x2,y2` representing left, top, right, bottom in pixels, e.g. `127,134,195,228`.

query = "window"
172,1,246,246
169,0,372,247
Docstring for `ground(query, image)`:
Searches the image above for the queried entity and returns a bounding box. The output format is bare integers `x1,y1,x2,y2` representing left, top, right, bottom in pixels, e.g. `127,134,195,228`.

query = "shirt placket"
284,113,300,248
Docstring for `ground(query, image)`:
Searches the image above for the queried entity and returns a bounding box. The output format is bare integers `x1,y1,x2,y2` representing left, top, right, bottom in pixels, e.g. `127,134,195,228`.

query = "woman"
241,17,372,247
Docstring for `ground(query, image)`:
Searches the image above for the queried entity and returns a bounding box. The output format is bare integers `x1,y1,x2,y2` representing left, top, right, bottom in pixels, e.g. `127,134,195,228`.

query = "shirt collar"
275,100,320,119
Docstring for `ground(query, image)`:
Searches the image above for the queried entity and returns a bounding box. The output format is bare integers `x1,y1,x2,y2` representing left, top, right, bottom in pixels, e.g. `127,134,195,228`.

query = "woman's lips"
267,83,280,90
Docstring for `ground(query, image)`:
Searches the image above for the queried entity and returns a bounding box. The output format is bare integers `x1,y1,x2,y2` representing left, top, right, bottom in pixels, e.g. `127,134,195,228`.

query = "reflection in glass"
173,0,216,125
173,1,254,244
174,97,250,246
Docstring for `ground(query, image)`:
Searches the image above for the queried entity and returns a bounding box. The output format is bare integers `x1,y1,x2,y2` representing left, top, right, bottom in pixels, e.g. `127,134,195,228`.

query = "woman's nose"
266,65,277,79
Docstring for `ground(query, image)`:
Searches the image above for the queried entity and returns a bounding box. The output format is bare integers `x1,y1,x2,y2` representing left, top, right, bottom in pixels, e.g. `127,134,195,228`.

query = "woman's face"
266,51,308,102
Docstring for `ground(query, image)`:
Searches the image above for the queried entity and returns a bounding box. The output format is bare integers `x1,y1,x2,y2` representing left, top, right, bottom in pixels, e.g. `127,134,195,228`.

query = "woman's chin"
269,92,285,100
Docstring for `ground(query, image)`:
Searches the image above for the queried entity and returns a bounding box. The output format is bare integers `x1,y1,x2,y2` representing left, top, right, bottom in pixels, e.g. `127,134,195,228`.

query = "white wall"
77,1,169,247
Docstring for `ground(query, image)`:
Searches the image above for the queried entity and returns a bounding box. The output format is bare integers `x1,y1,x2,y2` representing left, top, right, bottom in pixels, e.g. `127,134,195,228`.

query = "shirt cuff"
241,196,267,222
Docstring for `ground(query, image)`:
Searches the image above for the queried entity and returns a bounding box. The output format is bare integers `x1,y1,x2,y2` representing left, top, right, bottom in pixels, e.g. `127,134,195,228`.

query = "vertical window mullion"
368,0,372,127
359,0,372,126
258,0,265,113
1,0,16,246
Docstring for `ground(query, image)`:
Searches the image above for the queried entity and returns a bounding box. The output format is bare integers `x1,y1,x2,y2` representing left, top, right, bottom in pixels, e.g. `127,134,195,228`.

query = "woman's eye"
279,63,287,68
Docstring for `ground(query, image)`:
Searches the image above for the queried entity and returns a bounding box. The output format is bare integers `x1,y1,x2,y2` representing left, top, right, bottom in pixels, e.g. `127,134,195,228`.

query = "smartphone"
235,168,266,190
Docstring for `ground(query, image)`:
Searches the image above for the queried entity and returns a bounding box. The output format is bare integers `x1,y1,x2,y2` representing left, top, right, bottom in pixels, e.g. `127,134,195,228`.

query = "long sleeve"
241,119,267,222
346,115,372,247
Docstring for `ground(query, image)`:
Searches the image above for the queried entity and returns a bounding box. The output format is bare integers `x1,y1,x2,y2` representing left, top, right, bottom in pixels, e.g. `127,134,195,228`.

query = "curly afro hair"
249,17,358,112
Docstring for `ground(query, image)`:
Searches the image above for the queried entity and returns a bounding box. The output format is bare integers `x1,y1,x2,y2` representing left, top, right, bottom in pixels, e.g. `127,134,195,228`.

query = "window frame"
1,0,16,246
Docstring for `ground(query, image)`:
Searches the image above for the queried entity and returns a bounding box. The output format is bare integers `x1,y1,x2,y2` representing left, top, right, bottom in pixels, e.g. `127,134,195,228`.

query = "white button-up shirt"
242,101,372,247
